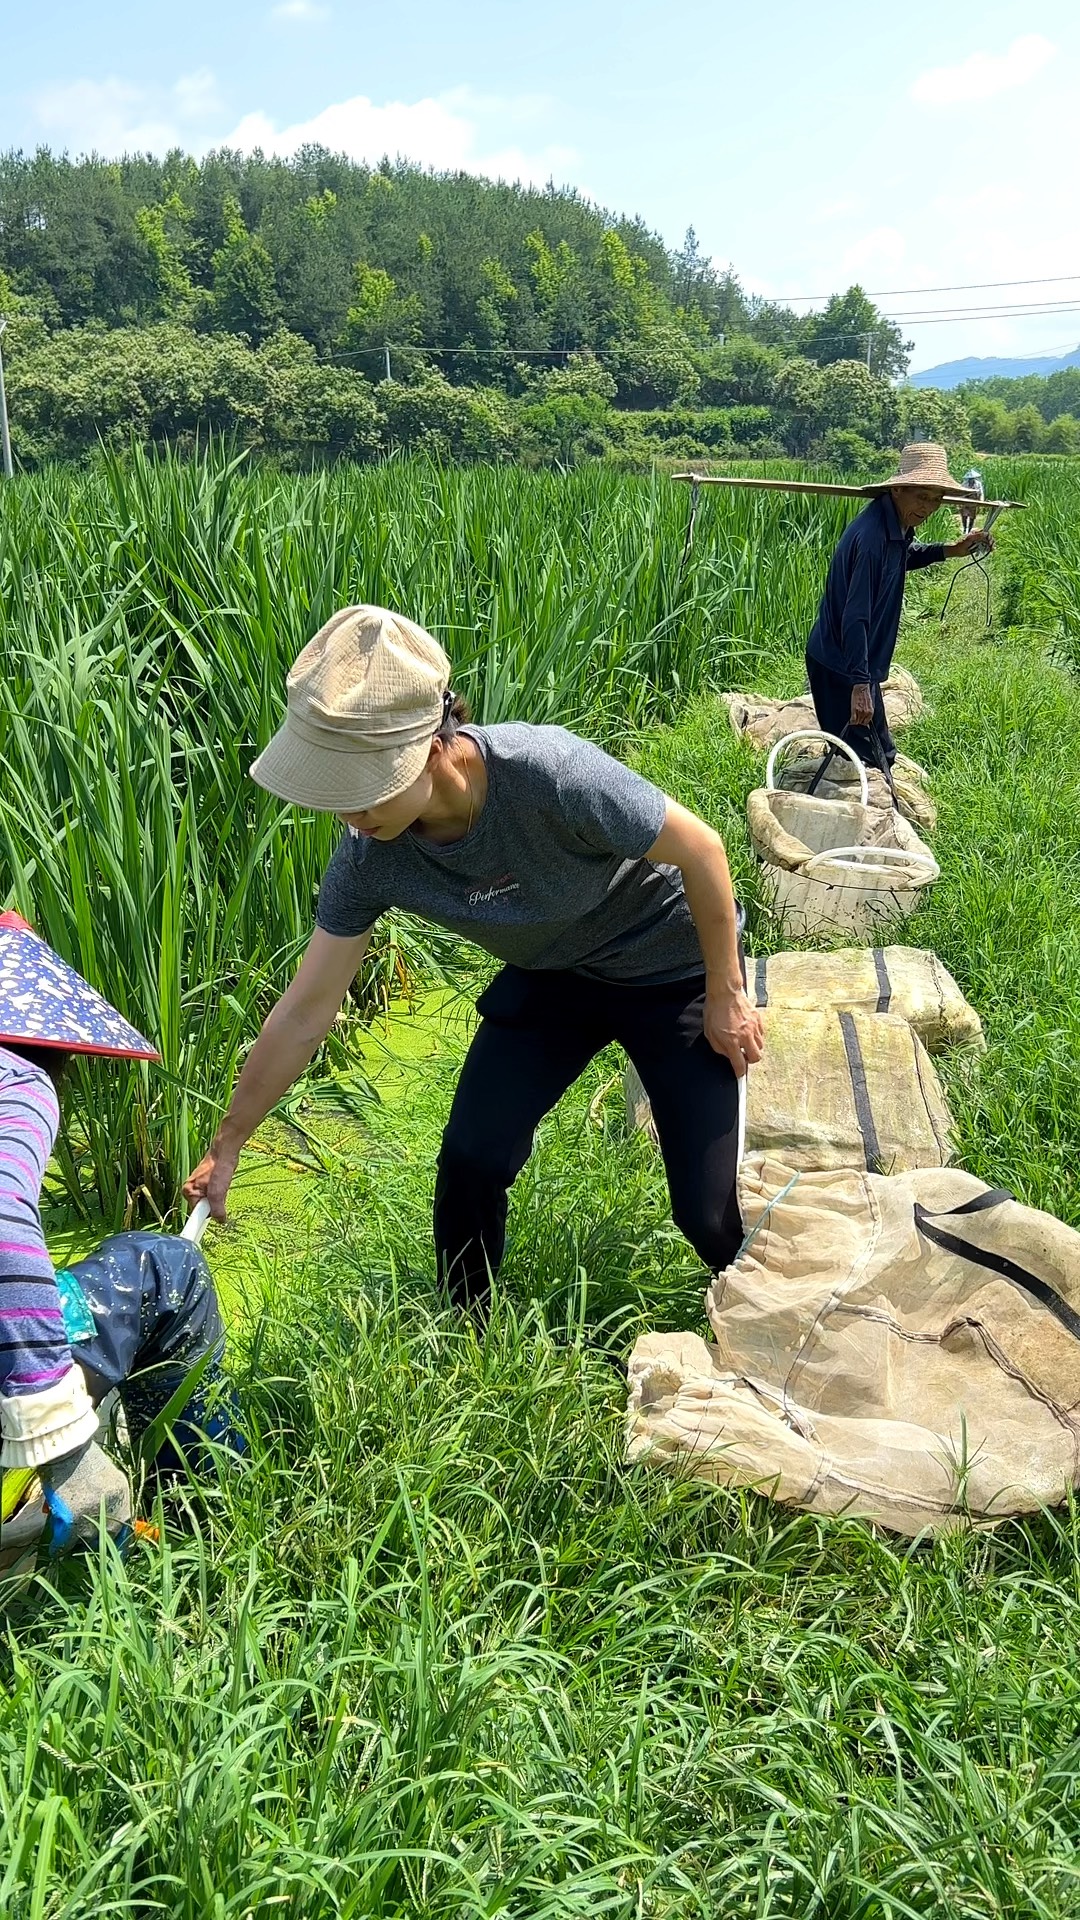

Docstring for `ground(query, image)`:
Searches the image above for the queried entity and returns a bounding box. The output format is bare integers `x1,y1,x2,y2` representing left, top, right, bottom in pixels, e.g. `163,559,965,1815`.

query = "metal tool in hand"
940,469,1002,630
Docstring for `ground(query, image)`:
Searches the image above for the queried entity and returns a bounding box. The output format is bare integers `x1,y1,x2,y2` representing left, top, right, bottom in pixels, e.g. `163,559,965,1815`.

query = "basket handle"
803,843,939,881
765,730,869,808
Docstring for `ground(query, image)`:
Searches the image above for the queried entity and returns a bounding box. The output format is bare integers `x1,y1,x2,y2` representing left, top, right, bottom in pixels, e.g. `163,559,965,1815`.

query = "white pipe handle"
803,843,939,881
181,1200,212,1245
765,730,869,808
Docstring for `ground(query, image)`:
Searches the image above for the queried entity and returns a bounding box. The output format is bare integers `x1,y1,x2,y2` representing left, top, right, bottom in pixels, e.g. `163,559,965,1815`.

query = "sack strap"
866,718,901,810
805,711,900,811
872,948,891,1013
838,1011,882,1172
915,1193,1080,1342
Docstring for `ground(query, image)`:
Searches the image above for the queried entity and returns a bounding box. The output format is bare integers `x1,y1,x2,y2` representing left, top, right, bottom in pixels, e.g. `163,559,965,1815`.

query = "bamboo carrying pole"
671,472,1025,513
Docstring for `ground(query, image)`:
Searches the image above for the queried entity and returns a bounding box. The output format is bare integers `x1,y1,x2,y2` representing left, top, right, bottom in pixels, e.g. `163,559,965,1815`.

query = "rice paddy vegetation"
3,450,1080,1916
0,446,849,1220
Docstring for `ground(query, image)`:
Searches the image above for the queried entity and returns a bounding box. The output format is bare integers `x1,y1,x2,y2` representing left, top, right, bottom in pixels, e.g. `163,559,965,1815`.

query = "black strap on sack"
805,741,838,798
914,1189,1080,1342
754,955,768,1008
838,1011,882,1172
806,709,900,812
872,948,891,1014
863,712,901,811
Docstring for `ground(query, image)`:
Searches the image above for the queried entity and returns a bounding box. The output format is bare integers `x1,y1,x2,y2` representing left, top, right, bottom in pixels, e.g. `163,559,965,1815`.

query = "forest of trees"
956,367,1080,456
0,146,988,470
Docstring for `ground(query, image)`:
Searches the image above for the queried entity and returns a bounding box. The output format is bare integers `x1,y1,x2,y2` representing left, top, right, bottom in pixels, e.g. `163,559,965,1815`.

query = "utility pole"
384,340,392,382
0,318,12,480
865,331,873,374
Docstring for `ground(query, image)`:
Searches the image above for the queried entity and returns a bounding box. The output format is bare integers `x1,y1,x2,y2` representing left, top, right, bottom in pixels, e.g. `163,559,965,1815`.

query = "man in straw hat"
0,914,236,1575
187,605,764,1314
805,442,992,768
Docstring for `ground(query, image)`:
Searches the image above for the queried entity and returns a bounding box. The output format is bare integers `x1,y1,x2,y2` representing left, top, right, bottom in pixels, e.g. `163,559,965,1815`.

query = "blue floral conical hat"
0,914,159,1061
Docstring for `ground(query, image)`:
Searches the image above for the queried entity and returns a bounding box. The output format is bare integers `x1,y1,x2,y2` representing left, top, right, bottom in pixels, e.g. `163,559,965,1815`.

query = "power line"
888,305,1080,329
771,271,1080,305
884,300,1080,322
327,298,1080,377
327,290,1080,364
330,306,1080,368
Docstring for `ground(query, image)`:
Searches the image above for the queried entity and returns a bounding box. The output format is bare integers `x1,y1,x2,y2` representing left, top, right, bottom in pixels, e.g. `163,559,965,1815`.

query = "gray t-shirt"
316,723,717,984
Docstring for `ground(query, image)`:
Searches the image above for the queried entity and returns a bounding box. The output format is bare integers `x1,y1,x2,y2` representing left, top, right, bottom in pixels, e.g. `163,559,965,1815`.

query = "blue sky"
4,0,1077,371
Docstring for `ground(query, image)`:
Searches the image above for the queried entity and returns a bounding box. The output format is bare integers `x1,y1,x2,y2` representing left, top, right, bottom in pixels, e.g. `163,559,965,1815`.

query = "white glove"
1,1440,132,1566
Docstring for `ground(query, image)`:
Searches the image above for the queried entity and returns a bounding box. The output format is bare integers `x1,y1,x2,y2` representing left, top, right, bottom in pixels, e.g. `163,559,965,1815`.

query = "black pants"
805,651,897,769
433,967,743,1309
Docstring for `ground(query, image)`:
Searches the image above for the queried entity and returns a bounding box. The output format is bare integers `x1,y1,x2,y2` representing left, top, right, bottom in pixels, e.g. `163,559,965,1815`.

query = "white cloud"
28,73,578,188
172,69,223,120
34,78,179,155
741,36,1079,375
224,90,578,187
33,70,222,154
271,1,329,21
911,34,1055,107
811,194,865,226
840,225,906,280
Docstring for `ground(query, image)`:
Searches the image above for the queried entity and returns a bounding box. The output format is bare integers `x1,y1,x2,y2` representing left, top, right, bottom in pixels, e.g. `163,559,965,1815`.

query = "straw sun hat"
864,442,975,496
251,606,451,812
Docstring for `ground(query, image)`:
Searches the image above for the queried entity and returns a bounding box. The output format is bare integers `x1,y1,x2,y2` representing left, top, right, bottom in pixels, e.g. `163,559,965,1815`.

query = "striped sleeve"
0,1058,73,1397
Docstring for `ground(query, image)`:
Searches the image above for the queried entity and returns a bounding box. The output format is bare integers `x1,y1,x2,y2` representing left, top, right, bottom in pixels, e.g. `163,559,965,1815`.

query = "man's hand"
704,988,765,1079
183,1138,241,1223
948,530,994,559
850,682,875,727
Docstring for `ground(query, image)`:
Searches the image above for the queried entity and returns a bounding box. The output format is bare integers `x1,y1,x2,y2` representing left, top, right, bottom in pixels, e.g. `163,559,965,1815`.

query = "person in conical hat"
187,605,765,1314
0,914,235,1575
804,442,993,769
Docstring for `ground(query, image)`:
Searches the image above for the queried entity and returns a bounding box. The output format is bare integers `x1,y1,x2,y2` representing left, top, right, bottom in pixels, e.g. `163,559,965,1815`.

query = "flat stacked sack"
626,1006,954,1174
626,1153,1080,1536
723,667,925,751
770,744,936,835
746,947,984,1055
747,788,939,939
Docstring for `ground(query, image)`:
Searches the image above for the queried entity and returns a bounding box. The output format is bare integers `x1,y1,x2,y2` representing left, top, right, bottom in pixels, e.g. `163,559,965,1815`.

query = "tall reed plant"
0,446,847,1219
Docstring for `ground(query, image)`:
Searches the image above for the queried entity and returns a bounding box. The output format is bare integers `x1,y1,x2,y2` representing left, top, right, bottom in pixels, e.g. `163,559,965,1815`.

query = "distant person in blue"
805,442,992,768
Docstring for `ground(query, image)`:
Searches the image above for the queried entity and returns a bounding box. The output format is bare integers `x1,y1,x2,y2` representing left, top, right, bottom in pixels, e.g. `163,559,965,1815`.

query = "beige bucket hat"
250,606,451,811
865,442,974,496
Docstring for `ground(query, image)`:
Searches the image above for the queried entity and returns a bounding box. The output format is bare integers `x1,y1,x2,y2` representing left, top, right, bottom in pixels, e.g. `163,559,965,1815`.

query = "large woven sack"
747,788,938,938
723,667,925,750
625,1006,954,1174
626,1154,1080,1535
747,947,984,1054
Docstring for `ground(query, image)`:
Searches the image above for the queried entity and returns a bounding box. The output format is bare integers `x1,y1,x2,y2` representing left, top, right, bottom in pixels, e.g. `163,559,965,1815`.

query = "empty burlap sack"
626,1007,954,1173
626,1154,1080,1535
771,745,936,834
747,788,938,938
747,947,984,1054
723,667,925,751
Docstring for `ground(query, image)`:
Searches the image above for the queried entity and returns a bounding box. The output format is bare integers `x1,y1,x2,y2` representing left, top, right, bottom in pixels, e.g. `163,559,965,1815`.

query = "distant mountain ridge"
908,346,1080,390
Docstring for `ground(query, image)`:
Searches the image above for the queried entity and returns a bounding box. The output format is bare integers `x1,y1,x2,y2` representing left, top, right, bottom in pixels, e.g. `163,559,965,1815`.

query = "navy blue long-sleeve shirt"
805,494,946,685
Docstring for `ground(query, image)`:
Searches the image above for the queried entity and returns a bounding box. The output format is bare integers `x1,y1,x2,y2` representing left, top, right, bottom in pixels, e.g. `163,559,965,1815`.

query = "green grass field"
4,455,1080,1915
